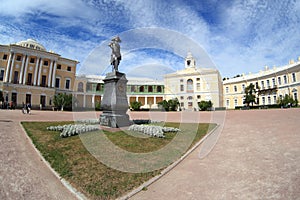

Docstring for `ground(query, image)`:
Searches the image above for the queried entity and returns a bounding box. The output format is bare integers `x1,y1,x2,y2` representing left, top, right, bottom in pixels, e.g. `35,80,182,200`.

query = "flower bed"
47,124,100,138
128,124,180,138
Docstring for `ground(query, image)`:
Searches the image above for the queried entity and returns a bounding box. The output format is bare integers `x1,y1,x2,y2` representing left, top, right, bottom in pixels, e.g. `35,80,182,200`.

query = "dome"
16,39,46,51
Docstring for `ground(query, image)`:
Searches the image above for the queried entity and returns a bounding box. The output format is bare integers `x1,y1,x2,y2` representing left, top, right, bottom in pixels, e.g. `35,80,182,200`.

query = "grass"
22,121,216,200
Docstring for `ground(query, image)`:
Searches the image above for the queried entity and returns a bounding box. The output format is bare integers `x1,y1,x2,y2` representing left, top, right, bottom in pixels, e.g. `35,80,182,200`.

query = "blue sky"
1,0,300,79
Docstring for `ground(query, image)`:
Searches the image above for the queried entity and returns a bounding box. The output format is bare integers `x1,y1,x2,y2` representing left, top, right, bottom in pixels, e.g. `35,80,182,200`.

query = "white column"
48,60,53,87
33,57,40,86
22,56,29,85
92,94,95,107
51,61,57,87
136,96,138,101
4,52,13,82
8,53,16,83
19,55,26,84
37,58,43,86
145,96,148,106
154,95,157,104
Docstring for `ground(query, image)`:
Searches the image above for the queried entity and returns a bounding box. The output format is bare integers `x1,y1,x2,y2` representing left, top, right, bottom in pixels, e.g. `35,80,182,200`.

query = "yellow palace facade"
1,39,299,110
0,39,78,109
223,60,300,109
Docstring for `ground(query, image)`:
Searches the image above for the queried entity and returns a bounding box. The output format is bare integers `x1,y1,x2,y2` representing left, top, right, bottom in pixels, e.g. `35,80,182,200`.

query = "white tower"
185,52,196,68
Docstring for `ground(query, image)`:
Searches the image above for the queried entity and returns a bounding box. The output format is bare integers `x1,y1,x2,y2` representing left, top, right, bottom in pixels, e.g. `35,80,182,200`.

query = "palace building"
223,60,300,109
1,39,299,110
164,52,223,110
0,39,78,109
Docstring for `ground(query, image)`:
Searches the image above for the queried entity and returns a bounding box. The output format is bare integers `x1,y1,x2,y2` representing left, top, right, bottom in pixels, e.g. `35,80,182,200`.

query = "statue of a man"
108,36,121,72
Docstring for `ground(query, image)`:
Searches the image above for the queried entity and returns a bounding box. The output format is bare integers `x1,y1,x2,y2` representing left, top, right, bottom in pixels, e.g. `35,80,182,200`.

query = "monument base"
100,112,131,128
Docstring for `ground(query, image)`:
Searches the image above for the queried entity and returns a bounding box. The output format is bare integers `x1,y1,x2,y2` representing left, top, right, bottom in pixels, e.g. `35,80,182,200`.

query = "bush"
130,101,142,111
198,100,213,111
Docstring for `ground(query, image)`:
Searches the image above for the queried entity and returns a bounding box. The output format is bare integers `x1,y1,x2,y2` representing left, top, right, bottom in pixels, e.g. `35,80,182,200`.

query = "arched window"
139,86,144,92
187,96,193,100
157,86,162,93
187,79,193,92
148,86,153,92
131,86,136,92
78,82,84,92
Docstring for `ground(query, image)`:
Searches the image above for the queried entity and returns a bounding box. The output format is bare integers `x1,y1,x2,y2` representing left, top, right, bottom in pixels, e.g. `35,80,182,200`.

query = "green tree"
53,93,73,111
277,94,297,107
168,98,179,111
130,101,142,111
198,100,213,111
158,98,179,111
244,83,258,107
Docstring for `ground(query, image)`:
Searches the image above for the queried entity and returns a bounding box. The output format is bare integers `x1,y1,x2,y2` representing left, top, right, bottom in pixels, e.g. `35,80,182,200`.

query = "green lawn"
22,121,216,200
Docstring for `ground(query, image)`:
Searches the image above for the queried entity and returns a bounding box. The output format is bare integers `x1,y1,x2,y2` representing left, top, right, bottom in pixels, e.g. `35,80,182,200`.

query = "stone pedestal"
100,71,131,128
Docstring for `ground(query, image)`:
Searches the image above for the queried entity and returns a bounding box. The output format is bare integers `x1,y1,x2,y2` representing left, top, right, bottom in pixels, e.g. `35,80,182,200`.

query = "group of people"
22,102,31,114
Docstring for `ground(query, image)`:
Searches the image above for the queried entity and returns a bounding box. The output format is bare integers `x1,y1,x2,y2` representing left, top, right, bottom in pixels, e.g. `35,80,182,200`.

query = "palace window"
196,78,200,81
67,66,72,71
55,78,60,88
0,69,4,81
65,79,71,89
148,86,153,92
157,86,162,93
30,57,35,63
267,80,270,88
187,96,193,100
234,99,238,106
27,73,32,85
268,96,271,104
294,92,298,101
283,75,287,84
16,55,22,61
196,83,201,91
273,96,277,103
57,64,61,69
272,78,276,87
187,79,193,92
180,96,184,100
278,77,281,85
41,75,47,87
226,99,230,107
2,54,7,60
242,84,245,92
262,97,265,105
197,95,201,99
180,102,184,107
226,86,229,93
292,73,296,82
43,60,49,66
234,85,237,92
139,86,144,92
261,81,264,89
131,86,136,92
180,84,184,91
13,71,18,84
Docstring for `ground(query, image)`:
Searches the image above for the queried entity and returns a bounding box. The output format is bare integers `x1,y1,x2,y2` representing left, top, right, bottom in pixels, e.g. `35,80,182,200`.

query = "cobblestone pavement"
1,109,299,200
131,108,300,200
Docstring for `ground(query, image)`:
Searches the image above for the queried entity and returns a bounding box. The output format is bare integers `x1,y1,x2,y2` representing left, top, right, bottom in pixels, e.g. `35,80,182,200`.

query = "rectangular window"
180,96,184,100
41,75,47,87
27,73,32,85
67,66,72,71
2,54,7,60
0,69,4,81
16,55,22,61
267,80,270,88
55,78,60,88
268,96,271,104
255,82,259,89
273,96,277,103
242,84,245,92
226,99,230,107
283,75,287,84
294,92,298,101
180,84,184,91
234,99,238,106
292,73,296,82
43,60,49,66
196,83,201,91
261,81,264,89
196,78,200,81
57,64,61,69
26,94,31,104
180,79,183,82
13,71,18,84
262,97,265,105
272,78,276,87
278,77,281,85
180,102,184,107
30,57,35,63
234,85,237,92
65,79,70,89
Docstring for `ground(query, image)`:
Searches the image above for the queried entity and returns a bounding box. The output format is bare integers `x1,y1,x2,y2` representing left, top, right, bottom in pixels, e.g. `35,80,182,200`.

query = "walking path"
0,109,299,199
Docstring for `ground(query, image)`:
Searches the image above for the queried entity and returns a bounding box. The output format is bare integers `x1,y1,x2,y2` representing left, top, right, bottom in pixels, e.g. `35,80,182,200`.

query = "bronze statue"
108,36,121,71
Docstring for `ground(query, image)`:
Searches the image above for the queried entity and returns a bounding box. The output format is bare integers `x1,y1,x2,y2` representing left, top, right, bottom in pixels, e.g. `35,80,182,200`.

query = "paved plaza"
0,108,299,199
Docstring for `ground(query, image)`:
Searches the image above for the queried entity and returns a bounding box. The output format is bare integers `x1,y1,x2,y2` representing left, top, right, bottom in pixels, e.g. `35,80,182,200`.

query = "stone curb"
19,122,87,200
118,124,220,200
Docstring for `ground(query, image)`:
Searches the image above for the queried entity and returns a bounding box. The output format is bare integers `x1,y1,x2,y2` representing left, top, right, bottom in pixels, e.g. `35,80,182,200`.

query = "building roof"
16,39,47,51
